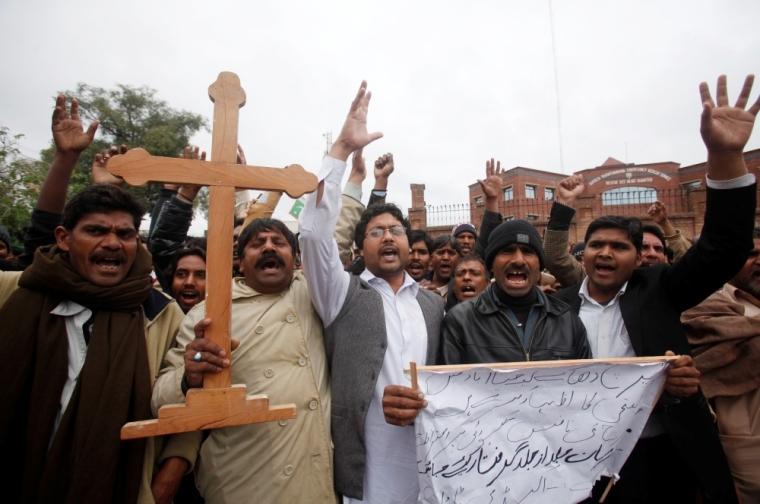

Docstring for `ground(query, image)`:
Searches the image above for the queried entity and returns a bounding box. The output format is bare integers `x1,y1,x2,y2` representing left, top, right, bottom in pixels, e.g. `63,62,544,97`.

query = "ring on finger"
193,351,202,362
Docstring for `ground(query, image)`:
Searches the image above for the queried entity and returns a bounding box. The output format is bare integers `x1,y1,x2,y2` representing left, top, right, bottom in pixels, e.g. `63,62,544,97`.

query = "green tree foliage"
0,127,47,241
39,83,208,211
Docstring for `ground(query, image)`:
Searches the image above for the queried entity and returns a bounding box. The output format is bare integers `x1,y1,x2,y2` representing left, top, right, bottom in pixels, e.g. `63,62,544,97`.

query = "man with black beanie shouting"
439,219,590,364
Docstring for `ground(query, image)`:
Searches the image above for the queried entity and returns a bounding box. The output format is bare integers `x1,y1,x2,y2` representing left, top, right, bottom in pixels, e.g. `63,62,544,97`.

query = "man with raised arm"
543,173,671,287
335,149,393,270
151,215,335,504
299,81,444,503
554,75,759,503
0,96,195,504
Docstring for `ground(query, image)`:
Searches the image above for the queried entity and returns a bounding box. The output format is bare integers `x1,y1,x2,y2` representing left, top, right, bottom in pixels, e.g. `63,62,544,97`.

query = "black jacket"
147,190,194,292
440,284,590,365
553,183,755,504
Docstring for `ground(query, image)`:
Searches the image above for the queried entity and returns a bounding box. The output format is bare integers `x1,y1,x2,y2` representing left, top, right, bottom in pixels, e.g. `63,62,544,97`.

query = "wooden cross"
112,72,317,440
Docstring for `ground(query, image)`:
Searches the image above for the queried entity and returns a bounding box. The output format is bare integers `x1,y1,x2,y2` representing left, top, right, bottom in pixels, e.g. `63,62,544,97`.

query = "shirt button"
284,465,294,475
309,400,318,410
264,368,274,378
286,314,295,323
278,420,288,427
298,357,307,366
255,326,264,334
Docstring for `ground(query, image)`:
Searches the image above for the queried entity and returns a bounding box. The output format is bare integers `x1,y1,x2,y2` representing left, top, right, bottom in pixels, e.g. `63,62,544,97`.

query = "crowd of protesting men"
0,73,759,504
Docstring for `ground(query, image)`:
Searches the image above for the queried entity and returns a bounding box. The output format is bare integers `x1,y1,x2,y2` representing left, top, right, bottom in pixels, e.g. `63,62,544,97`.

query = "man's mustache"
254,251,286,268
89,250,127,263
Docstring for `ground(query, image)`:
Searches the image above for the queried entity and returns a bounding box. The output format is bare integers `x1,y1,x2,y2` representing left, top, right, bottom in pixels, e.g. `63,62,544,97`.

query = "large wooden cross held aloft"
111,72,317,440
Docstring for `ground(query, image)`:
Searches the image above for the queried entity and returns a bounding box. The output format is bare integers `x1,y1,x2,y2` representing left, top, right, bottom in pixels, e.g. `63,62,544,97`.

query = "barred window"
602,186,657,206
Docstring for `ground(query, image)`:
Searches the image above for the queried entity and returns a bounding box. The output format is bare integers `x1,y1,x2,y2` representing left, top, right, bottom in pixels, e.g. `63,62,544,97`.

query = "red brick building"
408,149,760,241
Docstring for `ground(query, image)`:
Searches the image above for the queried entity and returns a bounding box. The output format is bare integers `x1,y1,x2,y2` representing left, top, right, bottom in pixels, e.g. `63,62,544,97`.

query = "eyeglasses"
365,225,406,239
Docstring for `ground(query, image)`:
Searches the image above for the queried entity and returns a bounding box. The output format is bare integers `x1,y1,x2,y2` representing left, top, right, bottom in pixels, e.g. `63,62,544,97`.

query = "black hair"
185,236,207,250
62,184,146,231
410,229,433,254
641,225,666,249
642,224,673,260
431,234,463,256
354,203,412,250
453,253,490,280
584,215,643,252
166,247,207,280
234,217,245,228
237,218,297,258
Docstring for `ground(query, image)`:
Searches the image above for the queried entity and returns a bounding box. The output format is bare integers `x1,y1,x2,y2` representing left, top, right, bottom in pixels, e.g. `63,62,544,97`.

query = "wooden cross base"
121,385,296,440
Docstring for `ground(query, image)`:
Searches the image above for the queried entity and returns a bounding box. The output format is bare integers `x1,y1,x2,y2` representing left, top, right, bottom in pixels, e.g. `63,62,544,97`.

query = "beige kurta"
152,272,335,504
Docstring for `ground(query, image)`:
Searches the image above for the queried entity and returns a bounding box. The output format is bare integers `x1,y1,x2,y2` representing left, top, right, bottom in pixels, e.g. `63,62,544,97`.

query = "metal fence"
425,187,706,228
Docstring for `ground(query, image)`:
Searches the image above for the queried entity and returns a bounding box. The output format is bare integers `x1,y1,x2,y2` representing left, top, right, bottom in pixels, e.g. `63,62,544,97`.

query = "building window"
544,187,555,200
503,186,513,201
602,186,657,206
503,215,514,222
525,185,536,199
526,214,539,221
682,180,702,190
474,196,483,204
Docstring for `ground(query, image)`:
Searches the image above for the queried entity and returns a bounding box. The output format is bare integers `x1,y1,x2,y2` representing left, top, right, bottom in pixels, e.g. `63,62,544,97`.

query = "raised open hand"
52,95,99,155
700,75,760,154
92,145,128,186
477,158,505,200
556,174,585,207
330,81,383,162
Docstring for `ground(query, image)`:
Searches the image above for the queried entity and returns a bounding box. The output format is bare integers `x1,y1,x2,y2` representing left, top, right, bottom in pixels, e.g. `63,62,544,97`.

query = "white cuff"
705,173,756,189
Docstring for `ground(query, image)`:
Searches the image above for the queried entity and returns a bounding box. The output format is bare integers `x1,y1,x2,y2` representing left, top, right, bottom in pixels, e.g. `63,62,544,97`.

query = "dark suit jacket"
554,183,756,502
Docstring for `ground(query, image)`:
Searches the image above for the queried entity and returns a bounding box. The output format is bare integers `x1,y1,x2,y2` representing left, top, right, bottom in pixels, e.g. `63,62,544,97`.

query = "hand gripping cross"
114,72,316,440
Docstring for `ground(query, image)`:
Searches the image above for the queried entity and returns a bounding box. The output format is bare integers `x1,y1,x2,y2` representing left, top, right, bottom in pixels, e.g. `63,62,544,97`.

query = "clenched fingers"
383,385,427,427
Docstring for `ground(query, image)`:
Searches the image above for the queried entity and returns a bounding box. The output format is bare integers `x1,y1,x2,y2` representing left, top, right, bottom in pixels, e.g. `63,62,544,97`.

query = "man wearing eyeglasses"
299,82,444,503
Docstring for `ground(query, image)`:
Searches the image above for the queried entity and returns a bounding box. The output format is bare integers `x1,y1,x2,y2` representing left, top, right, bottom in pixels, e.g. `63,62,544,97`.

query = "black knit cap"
485,219,546,271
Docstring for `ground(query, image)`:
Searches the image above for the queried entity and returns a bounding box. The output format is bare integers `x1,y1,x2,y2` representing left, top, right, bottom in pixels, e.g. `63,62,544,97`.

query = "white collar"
360,268,419,296
578,277,628,308
50,299,89,317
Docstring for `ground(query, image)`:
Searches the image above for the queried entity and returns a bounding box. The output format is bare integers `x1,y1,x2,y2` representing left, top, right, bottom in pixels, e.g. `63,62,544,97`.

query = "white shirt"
49,300,92,447
300,156,429,503
577,278,634,359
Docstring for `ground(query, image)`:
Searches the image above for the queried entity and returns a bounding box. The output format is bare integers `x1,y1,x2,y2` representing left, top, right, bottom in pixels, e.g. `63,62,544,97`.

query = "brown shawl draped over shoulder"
0,244,154,504
683,287,760,399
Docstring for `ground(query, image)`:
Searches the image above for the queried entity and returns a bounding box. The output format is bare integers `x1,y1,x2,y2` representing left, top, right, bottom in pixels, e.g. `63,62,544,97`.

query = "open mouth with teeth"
505,271,528,287
260,258,282,271
459,284,478,298
179,289,200,303
91,254,125,273
595,263,616,276
380,247,398,262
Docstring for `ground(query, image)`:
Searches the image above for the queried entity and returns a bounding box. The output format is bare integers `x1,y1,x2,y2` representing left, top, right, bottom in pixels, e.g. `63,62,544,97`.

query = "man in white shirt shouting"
299,81,444,503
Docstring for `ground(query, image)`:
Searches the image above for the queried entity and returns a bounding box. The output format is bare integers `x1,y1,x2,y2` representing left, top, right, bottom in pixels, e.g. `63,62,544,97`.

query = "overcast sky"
2,0,760,234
